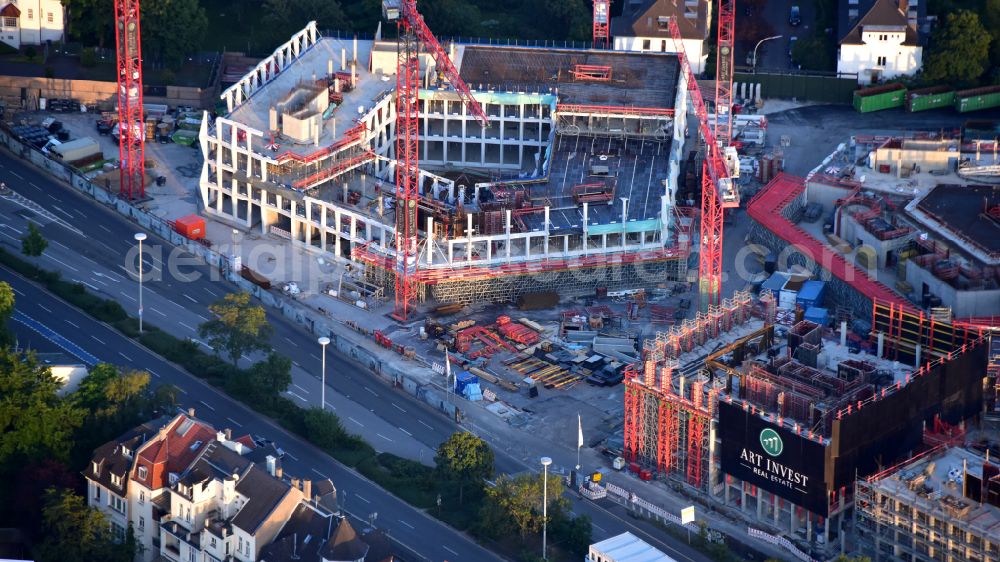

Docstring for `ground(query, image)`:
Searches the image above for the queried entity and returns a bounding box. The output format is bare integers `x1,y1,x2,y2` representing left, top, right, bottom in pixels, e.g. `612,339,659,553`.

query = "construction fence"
735,72,858,104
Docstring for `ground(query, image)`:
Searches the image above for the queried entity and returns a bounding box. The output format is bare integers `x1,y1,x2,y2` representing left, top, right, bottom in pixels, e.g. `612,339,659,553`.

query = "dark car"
96,120,113,135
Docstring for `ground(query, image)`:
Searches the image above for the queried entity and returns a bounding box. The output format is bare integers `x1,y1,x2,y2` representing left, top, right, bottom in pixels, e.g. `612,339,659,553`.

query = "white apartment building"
838,0,922,84
0,1,65,49
610,0,712,74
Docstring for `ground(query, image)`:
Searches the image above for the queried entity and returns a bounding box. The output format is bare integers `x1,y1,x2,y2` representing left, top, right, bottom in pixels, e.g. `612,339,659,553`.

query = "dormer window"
111,474,122,487
137,466,147,480
92,461,100,475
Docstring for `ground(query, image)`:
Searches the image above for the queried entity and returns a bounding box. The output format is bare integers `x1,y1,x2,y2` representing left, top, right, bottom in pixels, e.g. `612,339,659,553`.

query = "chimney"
341,48,346,71
269,106,278,131
291,477,300,490
275,466,283,479
224,428,232,441
351,62,357,88
187,407,196,418
328,58,333,77
302,479,312,499
266,455,277,477
353,35,358,64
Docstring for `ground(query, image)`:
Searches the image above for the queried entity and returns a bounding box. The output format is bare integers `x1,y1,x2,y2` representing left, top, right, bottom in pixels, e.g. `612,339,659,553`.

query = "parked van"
789,5,801,26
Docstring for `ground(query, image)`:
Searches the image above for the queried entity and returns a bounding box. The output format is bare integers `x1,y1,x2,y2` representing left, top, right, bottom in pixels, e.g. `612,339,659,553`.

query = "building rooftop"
864,447,1000,537
589,531,676,562
913,184,1000,263
839,0,918,45
456,45,680,108
133,414,217,491
610,0,710,41
84,417,169,496
226,37,389,159
232,465,295,534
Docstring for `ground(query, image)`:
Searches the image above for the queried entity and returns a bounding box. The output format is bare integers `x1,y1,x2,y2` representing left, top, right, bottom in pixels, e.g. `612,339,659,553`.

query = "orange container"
175,214,206,240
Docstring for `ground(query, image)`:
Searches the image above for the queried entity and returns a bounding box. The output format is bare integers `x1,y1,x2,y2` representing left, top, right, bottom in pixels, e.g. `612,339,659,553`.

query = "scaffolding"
642,291,753,361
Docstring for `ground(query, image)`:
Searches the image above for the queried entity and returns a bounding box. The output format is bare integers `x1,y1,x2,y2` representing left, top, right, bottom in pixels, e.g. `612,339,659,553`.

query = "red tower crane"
668,18,737,312
714,0,736,146
114,0,145,200
593,0,611,49
383,0,490,321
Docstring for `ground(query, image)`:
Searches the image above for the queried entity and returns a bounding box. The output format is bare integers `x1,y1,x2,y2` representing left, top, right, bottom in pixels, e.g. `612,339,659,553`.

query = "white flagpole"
577,413,583,470
446,350,453,397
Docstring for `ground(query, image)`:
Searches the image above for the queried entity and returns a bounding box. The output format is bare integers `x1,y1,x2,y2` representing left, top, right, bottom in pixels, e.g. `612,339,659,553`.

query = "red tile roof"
131,414,216,490
747,173,913,312
0,3,21,18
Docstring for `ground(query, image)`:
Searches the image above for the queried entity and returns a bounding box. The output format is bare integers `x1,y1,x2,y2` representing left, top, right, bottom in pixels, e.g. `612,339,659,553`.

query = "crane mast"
114,0,145,200
384,0,489,320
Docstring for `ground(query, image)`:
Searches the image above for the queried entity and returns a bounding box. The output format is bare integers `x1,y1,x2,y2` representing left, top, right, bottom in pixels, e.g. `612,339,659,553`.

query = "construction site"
196,12,714,317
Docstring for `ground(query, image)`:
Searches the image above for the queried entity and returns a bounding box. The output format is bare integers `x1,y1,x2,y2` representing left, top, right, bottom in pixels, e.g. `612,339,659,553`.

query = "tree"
34,488,136,562
0,349,85,470
262,0,346,46
985,0,1000,72
479,471,565,539
137,0,208,68
247,352,293,399
62,0,115,48
435,432,494,504
302,407,349,450
551,512,592,556
0,281,14,347
21,222,48,257
924,10,991,84
199,292,272,365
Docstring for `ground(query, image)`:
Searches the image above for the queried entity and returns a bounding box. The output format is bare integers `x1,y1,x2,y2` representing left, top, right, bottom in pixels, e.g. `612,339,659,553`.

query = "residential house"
85,410,335,562
610,0,712,74
837,0,924,84
0,1,65,50
259,504,396,562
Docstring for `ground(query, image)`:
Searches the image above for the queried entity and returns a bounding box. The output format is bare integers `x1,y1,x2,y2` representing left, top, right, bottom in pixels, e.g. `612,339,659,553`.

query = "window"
2,17,16,28
138,516,145,531
138,490,145,504
661,40,667,51
47,12,54,24
93,485,102,501
642,39,651,50
877,56,887,66
210,537,217,548
138,466,147,480
27,9,33,19
657,16,669,30
112,495,126,514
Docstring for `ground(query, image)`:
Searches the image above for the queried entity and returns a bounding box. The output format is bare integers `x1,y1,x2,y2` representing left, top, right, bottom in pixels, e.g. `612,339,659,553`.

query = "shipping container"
796,280,827,309
955,85,1000,113
804,306,829,326
853,83,906,113
905,86,955,112
49,137,102,165
760,272,790,295
174,214,206,240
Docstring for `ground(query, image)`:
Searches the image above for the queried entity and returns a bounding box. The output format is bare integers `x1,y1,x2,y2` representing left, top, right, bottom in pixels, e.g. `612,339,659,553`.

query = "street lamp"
318,336,330,410
541,456,553,560
752,34,783,73
134,232,147,333
231,229,241,278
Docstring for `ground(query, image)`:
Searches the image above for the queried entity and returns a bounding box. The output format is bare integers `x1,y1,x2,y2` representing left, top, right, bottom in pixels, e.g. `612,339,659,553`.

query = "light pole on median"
541,456,552,560
319,336,330,410
134,232,147,333
752,35,783,74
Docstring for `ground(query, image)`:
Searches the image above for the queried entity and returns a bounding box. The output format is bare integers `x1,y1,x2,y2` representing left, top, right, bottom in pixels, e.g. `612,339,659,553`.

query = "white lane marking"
119,352,132,361
283,336,298,347
348,417,364,427
311,468,330,479
226,417,243,427
355,494,371,504
202,287,218,297
293,383,309,393
91,335,106,344
292,360,301,368
120,292,137,302
399,520,414,530
284,451,298,461
65,320,79,328
191,338,214,350
392,403,406,413
11,287,24,295
377,433,393,442
50,240,70,250
443,546,459,556
148,369,160,378
46,193,58,201
98,224,112,234
288,391,308,403
592,522,607,534
309,353,320,361
324,401,337,410
52,205,74,219
178,321,195,331
175,386,188,395
38,303,53,313
183,294,197,303
73,279,100,291
46,256,79,272
418,420,433,430
398,427,412,437
364,386,378,397
198,400,217,412
151,307,167,317
10,171,22,179
1,224,23,234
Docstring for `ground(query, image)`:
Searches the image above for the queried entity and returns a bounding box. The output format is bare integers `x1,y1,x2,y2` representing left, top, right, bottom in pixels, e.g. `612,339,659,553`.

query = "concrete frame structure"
199,22,691,306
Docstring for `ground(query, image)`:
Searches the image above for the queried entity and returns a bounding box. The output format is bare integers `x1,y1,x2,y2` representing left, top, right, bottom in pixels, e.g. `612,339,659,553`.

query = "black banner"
718,401,829,516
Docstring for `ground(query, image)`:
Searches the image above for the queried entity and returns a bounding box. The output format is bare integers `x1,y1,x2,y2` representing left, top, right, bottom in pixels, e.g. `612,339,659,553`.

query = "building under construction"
198,21,692,308
624,296,990,550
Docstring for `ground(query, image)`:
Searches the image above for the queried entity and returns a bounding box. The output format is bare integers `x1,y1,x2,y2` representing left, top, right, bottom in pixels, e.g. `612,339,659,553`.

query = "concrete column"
544,206,551,256
877,332,885,358
620,197,628,248
467,213,473,262
334,210,342,257
563,235,569,254
773,495,779,525
840,321,848,346
289,201,299,243
741,485,747,513
505,210,512,262
915,344,922,367
661,195,670,243
756,490,763,519
426,217,434,265
824,515,830,546
320,206,328,252
448,241,454,264
582,202,589,253
305,202,313,246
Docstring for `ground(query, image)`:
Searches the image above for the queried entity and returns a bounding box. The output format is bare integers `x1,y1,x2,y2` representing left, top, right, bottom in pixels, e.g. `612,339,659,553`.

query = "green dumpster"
853,83,907,113
905,86,955,112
